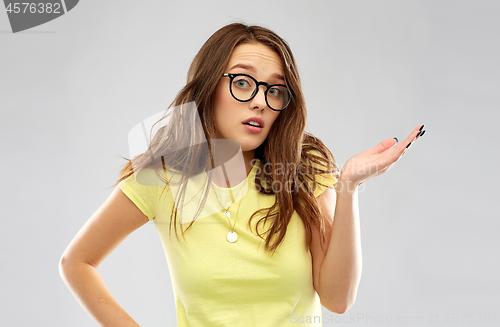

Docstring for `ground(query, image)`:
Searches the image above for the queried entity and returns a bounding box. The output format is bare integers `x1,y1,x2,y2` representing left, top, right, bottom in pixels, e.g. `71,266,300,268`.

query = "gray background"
1,1,499,326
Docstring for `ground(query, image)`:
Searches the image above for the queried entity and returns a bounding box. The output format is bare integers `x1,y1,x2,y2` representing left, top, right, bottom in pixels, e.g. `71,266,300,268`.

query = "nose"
249,85,268,109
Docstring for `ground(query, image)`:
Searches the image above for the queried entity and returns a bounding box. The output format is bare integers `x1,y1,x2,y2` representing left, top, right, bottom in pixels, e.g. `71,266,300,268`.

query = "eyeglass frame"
221,73,292,111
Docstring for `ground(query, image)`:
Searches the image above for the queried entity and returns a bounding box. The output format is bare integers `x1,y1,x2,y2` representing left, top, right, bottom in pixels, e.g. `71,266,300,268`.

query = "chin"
218,132,266,153
236,139,261,152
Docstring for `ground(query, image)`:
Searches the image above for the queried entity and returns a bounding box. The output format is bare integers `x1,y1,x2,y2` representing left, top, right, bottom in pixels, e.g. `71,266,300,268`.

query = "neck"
208,145,255,189
242,149,256,176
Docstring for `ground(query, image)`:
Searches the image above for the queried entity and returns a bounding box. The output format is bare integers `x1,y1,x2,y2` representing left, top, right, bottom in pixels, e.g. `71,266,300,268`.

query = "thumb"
373,137,398,154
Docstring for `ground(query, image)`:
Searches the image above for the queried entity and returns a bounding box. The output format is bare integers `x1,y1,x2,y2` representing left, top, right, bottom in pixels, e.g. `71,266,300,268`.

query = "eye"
268,87,282,97
233,76,253,88
236,80,249,87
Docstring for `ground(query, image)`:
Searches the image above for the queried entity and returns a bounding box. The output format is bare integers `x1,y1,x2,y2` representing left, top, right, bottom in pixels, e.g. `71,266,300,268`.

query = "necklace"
221,190,242,243
210,164,247,243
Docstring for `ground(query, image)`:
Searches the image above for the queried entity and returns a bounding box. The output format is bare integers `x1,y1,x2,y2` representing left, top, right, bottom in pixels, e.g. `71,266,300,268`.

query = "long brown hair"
113,23,340,255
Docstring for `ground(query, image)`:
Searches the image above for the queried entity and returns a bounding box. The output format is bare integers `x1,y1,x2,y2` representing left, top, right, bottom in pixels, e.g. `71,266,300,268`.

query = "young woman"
59,23,425,326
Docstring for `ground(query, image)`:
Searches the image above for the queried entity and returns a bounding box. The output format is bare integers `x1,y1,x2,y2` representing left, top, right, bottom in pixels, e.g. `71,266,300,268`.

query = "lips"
242,116,264,128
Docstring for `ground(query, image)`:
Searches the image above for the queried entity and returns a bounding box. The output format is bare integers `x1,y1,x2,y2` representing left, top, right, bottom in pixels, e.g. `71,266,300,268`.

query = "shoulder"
118,167,169,221
301,135,337,170
300,141,339,197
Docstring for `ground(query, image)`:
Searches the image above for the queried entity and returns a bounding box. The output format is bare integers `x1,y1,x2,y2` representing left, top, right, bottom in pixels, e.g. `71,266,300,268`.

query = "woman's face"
213,42,283,153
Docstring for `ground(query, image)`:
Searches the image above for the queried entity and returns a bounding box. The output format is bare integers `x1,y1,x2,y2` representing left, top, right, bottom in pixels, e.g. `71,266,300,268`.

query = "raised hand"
338,124,426,187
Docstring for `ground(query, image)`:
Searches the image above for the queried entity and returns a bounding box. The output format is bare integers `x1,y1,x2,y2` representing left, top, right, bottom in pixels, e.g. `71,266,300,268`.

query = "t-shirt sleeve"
118,170,163,221
304,149,338,198
312,171,338,197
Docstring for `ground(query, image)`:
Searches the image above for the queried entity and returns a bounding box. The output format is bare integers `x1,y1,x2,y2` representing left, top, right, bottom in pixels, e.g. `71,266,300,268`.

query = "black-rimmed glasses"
221,73,292,111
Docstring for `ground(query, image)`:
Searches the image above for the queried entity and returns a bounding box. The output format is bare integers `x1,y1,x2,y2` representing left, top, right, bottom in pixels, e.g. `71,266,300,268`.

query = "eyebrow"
228,63,285,82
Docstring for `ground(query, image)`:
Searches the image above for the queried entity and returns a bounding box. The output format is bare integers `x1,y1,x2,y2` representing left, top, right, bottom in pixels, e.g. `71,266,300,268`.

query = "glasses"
221,73,292,111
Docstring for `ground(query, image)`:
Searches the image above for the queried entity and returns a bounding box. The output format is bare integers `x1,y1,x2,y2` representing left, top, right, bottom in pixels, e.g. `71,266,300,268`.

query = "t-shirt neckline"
209,159,260,192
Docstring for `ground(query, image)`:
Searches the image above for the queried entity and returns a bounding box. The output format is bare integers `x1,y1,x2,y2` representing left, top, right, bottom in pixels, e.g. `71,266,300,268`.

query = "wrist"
335,175,360,193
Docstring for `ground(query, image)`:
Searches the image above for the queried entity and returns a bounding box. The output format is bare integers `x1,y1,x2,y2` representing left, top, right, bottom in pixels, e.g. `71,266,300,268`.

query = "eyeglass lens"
230,75,290,110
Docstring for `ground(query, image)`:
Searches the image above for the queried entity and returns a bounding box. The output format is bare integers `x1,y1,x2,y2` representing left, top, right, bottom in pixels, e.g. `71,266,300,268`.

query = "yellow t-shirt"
119,157,337,327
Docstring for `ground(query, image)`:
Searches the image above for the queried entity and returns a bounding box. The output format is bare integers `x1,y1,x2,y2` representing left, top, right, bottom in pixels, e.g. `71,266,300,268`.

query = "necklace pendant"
227,231,238,243
224,211,231,219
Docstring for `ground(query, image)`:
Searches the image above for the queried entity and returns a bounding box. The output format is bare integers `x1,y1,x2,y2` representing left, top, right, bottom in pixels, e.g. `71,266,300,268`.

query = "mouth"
242,122,263,128
242,123,263,133
242,116,264,129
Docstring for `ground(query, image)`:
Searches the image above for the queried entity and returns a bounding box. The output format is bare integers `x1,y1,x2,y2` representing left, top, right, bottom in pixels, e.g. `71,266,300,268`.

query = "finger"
373,137,399,154
390,137,399,149
397,124,424,152
395,145,408,161
416,129,426,140
401,128,426,158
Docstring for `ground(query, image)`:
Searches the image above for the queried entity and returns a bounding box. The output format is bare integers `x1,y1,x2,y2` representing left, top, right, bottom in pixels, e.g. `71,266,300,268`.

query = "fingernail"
406,142,412,149
415,131,422,138
393,137,399,143
419,130,426,137
419,124,425,132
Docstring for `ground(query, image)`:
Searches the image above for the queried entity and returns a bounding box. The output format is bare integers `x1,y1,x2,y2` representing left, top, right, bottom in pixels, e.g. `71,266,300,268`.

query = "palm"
340,125,425,185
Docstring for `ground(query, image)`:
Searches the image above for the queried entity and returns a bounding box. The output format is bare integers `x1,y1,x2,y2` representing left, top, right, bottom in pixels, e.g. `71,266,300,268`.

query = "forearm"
318,178,362,313
59,259,140,327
